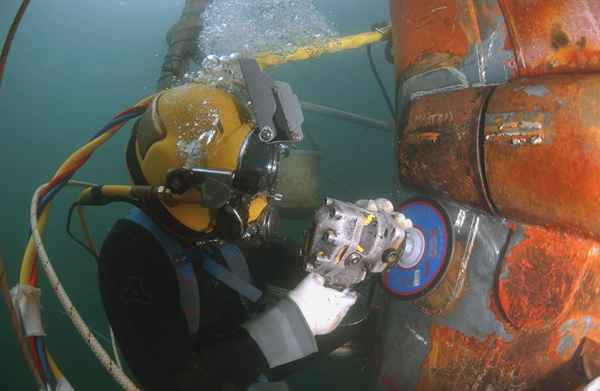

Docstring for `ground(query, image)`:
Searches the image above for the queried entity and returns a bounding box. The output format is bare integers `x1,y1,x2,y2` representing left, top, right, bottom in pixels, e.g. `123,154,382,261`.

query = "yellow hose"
52,95,153,181
77,205,98,256
47,350,64,380
19,208,49,283
20,95,154,284
15,93,151,387
100,185,134,198
255,27,390,69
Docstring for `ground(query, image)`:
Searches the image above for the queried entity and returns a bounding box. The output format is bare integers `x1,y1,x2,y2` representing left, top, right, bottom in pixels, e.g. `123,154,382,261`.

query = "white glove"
355,198,413,229
355,198,413,273
288,273,357,336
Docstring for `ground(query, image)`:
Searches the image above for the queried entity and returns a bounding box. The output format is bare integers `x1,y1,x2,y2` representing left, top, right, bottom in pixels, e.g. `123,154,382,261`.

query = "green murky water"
0,0,396,389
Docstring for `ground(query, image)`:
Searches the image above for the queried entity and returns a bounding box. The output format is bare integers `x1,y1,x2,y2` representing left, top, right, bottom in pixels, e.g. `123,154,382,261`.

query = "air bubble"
170,0,336,168
199,0,337,58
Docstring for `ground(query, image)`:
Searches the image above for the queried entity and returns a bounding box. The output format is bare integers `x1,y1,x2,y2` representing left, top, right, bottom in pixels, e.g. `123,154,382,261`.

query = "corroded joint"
398,73,600,240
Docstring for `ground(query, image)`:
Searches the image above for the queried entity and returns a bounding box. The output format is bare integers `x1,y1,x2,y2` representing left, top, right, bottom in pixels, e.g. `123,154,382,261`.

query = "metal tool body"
305,198,415,289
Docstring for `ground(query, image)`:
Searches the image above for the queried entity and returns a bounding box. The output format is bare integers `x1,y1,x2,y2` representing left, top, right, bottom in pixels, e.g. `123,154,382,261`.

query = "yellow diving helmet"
126,59,304,242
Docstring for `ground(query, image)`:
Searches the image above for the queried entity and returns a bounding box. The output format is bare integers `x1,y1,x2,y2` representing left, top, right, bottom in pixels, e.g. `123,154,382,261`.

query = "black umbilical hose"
66,202,100,262
366,44,395,120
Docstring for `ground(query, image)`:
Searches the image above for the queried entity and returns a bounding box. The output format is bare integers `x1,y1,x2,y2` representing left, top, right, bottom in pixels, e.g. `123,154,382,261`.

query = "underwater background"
0,0,397,389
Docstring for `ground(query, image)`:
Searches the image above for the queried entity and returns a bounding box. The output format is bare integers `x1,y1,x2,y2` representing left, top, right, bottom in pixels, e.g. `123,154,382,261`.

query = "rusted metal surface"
391,0,600,84
397,74,600,239
485,74,600,240
374,206,600,390
415,322,585,391
391,0,517,83
375,201,512,391
497,225,594,331
390,0,516,129
397,87,493,210
386,2,600,390
500,0,600,77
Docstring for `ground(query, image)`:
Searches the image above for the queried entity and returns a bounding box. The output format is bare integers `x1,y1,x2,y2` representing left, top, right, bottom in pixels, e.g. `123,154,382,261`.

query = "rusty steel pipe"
397,73,600,240
484,74,600,239
397,87,494,211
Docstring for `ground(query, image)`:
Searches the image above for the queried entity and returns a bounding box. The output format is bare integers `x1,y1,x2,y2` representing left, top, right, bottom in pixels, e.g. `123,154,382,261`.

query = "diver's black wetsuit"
98,219,365,391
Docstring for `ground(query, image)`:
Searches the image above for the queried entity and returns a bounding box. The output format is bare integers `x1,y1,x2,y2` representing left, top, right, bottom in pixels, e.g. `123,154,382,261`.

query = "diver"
97,60,410,391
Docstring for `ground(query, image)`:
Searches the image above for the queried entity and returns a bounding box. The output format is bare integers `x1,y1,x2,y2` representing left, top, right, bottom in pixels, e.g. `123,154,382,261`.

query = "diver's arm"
100,220,329,390
242,272,356,367
241,241,368,376
100,220,357,390
266,313,375,382
176,327,271,390
178,274,354,389
177,272,357,390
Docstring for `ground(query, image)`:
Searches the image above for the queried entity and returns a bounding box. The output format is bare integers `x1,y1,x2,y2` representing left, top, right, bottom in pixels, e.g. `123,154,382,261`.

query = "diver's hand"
288,273,357,336
355,198,413,273
354,198,412,228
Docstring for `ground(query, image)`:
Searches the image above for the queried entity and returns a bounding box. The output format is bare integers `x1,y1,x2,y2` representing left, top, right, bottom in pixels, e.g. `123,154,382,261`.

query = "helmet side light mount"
239,58,304,144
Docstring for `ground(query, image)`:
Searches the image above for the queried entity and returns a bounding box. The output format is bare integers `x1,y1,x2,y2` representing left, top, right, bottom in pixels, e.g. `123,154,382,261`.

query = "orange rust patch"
391,0,495,78
485,75,600,240
417,322,590,390
412,131,441,143
498,226,594,331
398,87,494,211
500,0,600,76
542,46,600,74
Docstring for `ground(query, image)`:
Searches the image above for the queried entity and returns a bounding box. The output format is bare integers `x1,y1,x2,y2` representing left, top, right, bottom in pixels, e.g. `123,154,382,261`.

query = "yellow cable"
101,185,134,198
51,95,154,181
77,205,98,256
54,132,115,178
19,208,49,283
20,95,154,284
255,27,390,69
47,350,64,381
21,132,120,282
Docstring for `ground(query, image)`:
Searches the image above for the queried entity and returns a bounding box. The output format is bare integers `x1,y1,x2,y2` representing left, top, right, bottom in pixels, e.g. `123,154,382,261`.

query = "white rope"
31,185,139,391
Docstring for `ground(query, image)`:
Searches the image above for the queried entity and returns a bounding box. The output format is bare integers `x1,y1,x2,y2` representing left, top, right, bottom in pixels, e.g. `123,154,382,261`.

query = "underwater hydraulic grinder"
304,198,445,292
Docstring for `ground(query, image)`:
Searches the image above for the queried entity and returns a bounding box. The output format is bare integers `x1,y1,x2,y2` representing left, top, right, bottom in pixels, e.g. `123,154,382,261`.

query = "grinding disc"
382,198,453,299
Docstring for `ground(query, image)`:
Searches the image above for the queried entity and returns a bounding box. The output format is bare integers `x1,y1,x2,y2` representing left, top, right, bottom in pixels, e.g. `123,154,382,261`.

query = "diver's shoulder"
106,218,158,243
100,218,167,263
